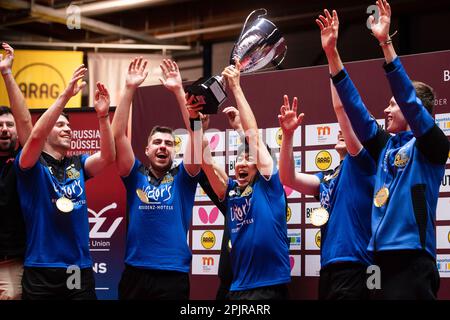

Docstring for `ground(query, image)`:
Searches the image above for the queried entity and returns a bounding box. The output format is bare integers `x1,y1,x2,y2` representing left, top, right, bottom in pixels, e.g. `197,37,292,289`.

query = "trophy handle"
237,8,268,42
271,45,288,69
231,8,268,65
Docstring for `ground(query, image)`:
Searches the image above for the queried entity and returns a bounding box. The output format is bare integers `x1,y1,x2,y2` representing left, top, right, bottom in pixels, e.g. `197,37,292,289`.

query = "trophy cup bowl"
186,8,287,114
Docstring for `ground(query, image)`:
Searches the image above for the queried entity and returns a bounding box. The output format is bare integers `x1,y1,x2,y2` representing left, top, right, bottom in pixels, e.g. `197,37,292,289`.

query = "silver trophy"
186,8,287,114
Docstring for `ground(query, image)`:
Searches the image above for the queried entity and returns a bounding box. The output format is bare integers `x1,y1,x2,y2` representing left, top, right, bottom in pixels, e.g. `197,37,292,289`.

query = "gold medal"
56,196,74,213
310,207,329,227
136,189,150,204
374,187,389,207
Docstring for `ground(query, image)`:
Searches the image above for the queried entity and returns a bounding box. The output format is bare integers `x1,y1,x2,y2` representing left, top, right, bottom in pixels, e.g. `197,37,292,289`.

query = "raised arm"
19,65,87,170
84,82,116,177
369,0,448,163
111,57,148,177
370,0,432,136
160,59,200,176
330,80,363,156
222,61,273,177
278,95,320,195
317,9,379,144
0,43,32,146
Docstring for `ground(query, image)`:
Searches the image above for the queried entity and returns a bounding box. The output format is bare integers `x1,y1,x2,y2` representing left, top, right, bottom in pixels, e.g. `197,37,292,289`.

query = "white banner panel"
265,127,301,149
305,228,321,250
193,205,224,226
287,229,302,250
305,202,321,225
436,226,450,249
286,202,302,225
305,122,339,146
437,197,450,221
204,130,226,153
305,149,340,172
305,255,321,277
290,255,301,277
192,230,223,251
191,254,220,275
435,113,450,136
437,254,450,278
440,169,450,193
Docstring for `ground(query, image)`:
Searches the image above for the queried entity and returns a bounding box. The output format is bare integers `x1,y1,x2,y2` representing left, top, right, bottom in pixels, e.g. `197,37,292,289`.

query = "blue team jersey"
122,159,200,273
14,151,92,268
223,170,291,291
369,132,444,257
315,149,375,268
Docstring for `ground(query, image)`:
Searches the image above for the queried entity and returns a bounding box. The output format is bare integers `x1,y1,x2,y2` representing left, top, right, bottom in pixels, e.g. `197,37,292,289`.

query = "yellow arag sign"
0,50,83,109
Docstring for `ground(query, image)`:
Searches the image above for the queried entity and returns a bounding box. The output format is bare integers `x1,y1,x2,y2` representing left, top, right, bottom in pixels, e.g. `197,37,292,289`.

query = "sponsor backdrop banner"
1,50,83,109
132,50,450,299
40,50,448,299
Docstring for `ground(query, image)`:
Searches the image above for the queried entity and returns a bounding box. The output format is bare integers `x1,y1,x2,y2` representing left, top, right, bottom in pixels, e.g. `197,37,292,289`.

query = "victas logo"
315,150,332,170
88,203,123,239
201,231,216,249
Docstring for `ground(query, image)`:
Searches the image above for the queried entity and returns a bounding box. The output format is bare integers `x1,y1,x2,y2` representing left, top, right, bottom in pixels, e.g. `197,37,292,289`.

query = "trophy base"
186,76,227,114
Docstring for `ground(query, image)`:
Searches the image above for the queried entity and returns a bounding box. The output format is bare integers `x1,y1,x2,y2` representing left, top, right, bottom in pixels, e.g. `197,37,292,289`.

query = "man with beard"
113,58,202,300
0,42,32,300
14,65,115,300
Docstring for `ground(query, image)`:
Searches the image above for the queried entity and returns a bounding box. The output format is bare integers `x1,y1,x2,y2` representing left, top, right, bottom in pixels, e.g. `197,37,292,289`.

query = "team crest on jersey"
161,173,174,184
241,185,253,197
66,164,80,179
394,148,410,168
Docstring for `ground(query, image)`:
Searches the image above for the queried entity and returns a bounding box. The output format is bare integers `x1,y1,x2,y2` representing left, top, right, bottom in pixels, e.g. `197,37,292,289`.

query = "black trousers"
22,267,97,300
370,250,440,300
319,262,369,300
227,283,289,300
118,265,190,300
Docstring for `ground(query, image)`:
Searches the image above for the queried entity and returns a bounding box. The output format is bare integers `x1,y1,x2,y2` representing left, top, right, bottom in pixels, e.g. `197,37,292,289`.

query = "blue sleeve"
332,68,379,143
259,167,284,197
348,148,377,176
13,149,40,176
80,154,91,180
121,158,141,187
383,57,435,137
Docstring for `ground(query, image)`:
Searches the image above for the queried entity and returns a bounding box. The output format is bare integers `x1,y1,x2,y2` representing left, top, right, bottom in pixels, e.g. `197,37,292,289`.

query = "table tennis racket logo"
209,134,220,151
290,256,295,271
199,207,219,224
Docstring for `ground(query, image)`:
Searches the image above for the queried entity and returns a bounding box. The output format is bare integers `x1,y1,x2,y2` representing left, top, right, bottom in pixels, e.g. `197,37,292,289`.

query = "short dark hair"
412,81,435,115
148,125,175,143
236,138,274,160
37,111,70,122
0,106,12,116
